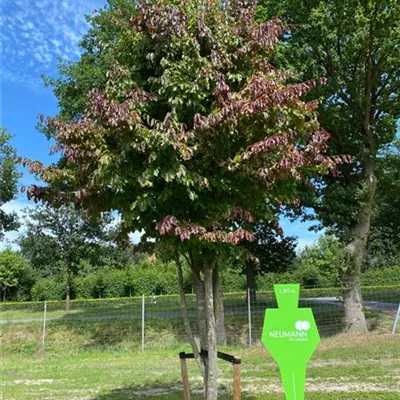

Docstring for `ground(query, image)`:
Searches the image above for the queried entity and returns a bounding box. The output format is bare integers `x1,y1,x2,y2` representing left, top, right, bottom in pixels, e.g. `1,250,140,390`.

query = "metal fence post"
247,288,252,347
392,302,400,334
41,300,47,352
142,294,145,351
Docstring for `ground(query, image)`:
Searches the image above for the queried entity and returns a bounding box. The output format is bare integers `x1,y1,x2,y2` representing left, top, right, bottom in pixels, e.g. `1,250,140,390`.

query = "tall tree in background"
244,222,296,302
260,0,400,331
19,205,118,309
24,1,343,398
0,128,21,241
366,139,400,268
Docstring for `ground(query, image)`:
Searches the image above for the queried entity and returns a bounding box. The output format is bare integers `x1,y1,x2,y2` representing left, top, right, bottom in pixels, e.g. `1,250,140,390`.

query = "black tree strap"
179,349,241,365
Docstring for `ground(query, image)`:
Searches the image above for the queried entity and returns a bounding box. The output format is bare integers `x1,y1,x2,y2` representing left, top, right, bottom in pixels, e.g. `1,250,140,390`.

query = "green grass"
1,333,399,399
1,288,398,399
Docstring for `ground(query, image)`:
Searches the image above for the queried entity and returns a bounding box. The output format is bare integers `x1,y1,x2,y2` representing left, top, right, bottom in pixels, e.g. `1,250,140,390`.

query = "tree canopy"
23,1,344,398
0,128,21,240
0,249,31,302
260,0,400,332
19,204,120,307
25,0,341,254
366,139,400,268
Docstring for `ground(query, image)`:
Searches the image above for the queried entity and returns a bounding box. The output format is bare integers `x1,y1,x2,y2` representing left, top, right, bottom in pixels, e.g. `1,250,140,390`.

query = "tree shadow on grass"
90,383,262,400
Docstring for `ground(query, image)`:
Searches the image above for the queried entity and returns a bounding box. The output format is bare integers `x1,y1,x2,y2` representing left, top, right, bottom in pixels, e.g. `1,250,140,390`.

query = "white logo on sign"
295,320,311,331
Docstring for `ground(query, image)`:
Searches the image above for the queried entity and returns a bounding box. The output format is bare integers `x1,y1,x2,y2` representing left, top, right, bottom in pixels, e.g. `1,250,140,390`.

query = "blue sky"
0,0,321,250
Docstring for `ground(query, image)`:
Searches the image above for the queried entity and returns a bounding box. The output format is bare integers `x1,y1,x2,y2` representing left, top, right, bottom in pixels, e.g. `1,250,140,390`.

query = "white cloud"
2,0,105,92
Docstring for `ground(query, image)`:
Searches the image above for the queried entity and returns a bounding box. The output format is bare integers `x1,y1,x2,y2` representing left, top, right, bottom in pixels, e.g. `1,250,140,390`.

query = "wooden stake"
233,358,241,400
180,354,191,400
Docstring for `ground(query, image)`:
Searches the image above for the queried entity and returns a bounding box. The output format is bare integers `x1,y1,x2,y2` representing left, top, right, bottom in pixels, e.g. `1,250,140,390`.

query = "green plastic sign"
261,284,320,400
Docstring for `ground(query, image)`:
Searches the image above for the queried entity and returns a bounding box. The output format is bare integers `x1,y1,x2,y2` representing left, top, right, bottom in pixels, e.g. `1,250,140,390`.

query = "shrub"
256,272,294,291
292,263,333,287
361,266,400,286
103,270,126,298
294,235,342,286
221,268,246,292
31,279,65,301
127,261,180,296
74,275,97,299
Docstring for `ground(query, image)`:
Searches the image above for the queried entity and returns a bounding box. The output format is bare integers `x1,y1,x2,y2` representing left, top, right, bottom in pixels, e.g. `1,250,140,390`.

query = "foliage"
25,0,342,261
73,259,187,299
0,128,21,240
220,267,246,292
366,139,400,268
74,274,103,299
294,235,343,286
259,0,400,330
30,278,66,301
130,261,179,295
258,0,400,239
19,204,121,281
22,2,348,395
362,266,400,287
247,222,297,273
241,221,296,293
0,249,32,301
256,271,295,291
102,270,126,298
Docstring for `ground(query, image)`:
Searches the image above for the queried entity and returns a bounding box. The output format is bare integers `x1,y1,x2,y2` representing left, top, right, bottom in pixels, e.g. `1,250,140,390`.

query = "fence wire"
0,285,399,354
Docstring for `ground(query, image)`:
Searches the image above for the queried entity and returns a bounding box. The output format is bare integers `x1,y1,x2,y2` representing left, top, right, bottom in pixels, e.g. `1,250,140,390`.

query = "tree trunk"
66,285,71,311
66,270,72,311
204,261,218,400
246,261,257,304
193,272,208,351
187,251,220,400
213,268,227,346
175,257,204,375
342,159,377,332
3,288,6,302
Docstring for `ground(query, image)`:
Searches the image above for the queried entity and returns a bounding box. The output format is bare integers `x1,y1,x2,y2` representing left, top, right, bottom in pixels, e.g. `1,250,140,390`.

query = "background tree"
0,128,21,240
24,1,343,398
294,235,343,287
0,249,31,301
365,139,400,269
19,204,119,308
243,222,296,302
260,0,400,332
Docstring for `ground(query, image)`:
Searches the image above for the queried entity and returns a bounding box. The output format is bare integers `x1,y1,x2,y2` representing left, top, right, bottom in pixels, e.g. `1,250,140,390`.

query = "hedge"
3,263,400,304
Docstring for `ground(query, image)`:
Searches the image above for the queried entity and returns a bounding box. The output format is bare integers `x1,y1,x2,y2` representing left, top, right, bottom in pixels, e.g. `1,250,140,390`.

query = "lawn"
1,333,399,399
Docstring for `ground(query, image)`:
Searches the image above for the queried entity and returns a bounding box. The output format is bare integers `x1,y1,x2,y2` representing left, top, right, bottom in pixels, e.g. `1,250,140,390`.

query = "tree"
366,139,400,269
19,204,118,308
0,128,21,240
0,249,30,301
243,222,296,302
260,0,400,331
294,235,343,287
24,1,342,398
